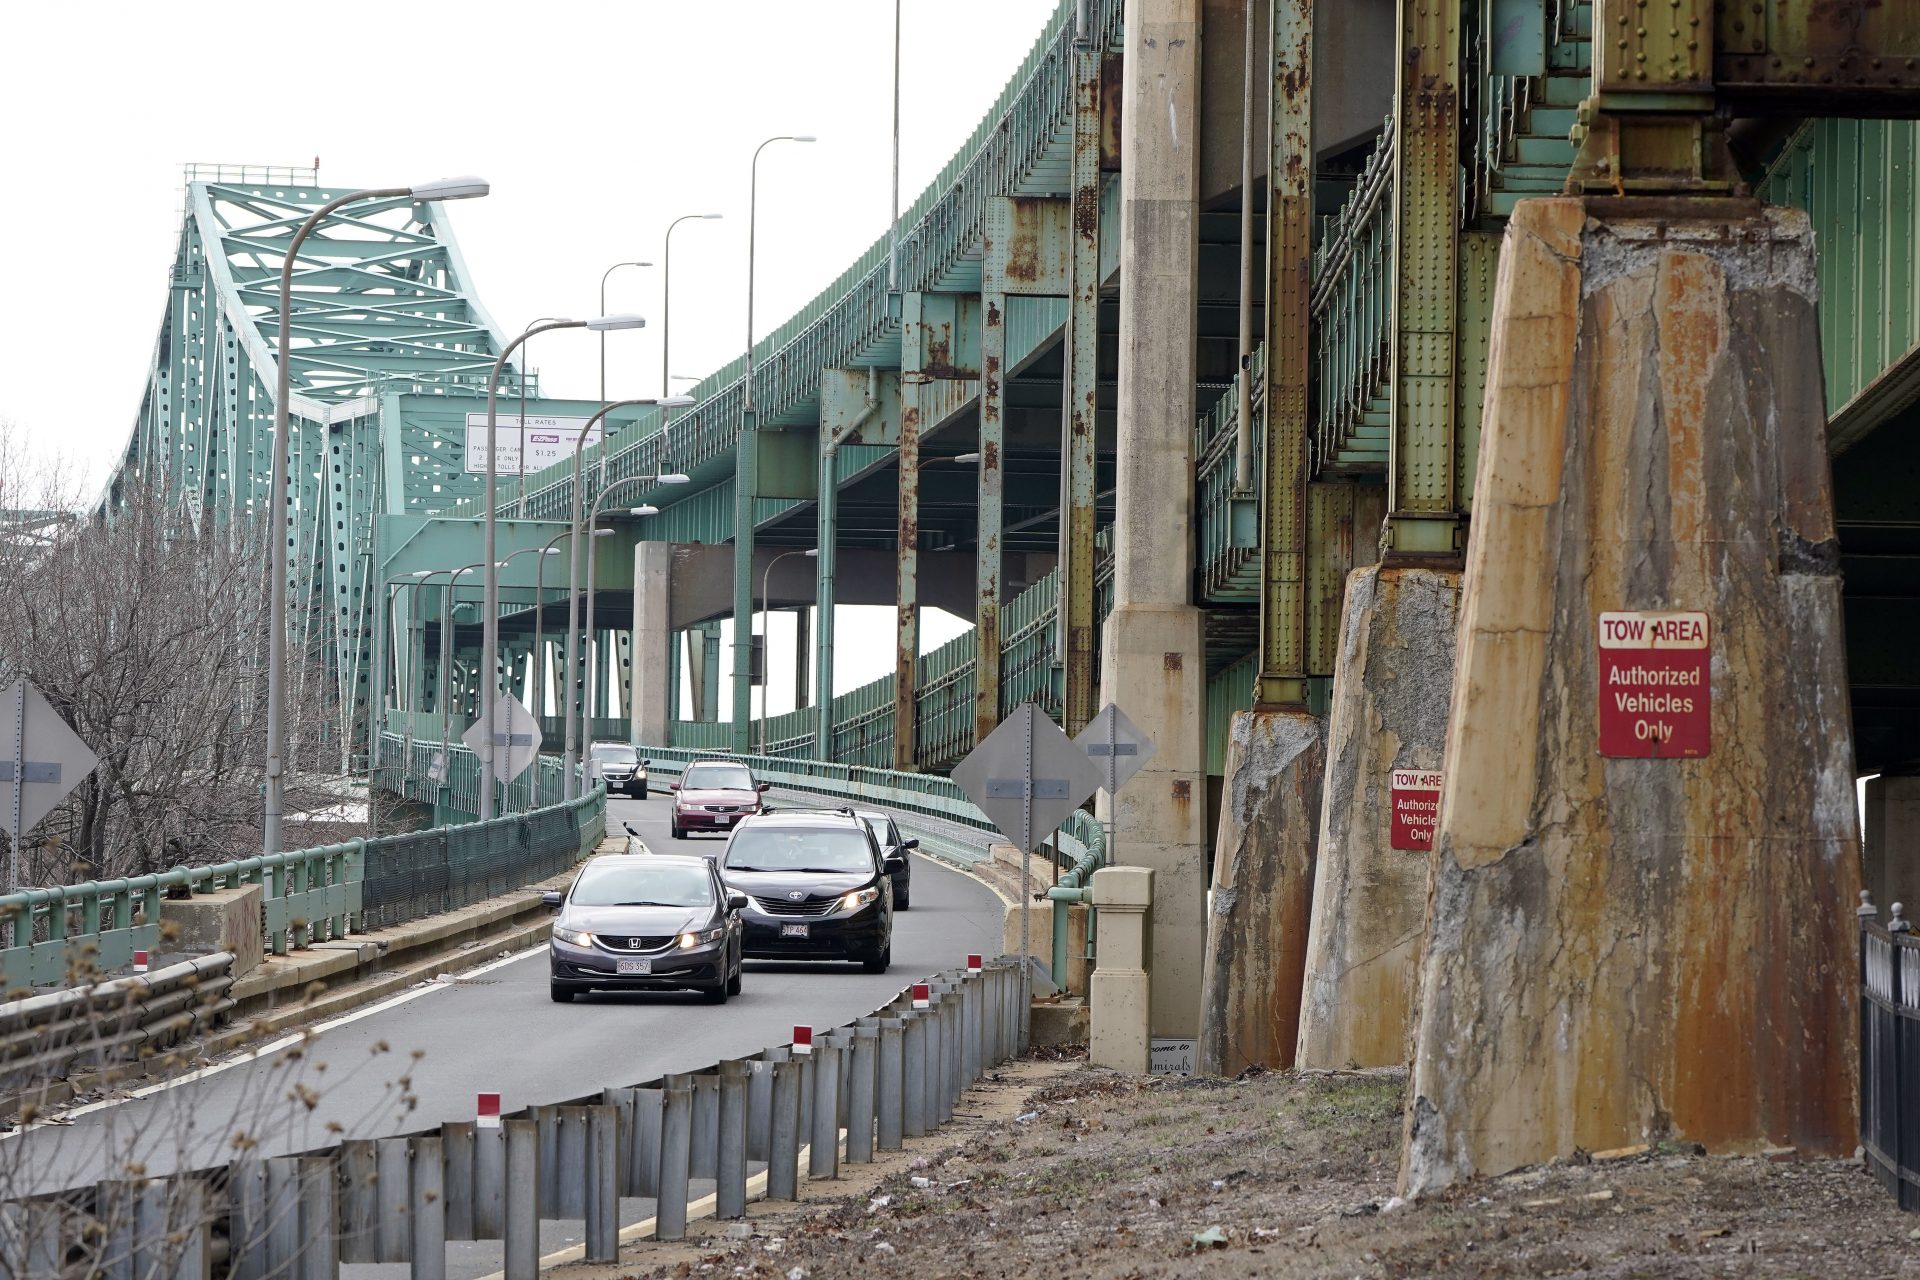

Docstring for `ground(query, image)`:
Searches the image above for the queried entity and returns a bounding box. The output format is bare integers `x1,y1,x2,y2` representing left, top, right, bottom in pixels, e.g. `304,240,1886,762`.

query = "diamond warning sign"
1596,610,1710,759
1389,769,1443,852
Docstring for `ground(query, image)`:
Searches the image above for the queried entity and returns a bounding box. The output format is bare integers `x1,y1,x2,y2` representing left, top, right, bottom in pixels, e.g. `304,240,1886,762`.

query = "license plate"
716,814,734,824
617,959,652,975
780,924,810,939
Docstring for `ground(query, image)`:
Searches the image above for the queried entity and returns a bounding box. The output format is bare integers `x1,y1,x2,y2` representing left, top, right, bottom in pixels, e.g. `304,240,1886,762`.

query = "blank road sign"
0,679,98,834
951,704,1101,854
462,693,544,784
1076,703,1158,795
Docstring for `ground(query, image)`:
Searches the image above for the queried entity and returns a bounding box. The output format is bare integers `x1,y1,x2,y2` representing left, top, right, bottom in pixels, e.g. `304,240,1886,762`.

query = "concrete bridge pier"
630,541,673,747
1864,774,1920,917
1101,0,1210,1041
1402,199,1862,1194
1294,564,1459,1069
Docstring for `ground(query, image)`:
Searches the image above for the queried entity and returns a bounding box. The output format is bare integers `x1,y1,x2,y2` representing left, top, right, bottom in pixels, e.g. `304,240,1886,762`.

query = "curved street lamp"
662,214,722,399
264,176,488,855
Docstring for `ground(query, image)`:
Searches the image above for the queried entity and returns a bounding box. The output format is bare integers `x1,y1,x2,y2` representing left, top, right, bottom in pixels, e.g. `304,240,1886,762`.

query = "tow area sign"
1596,610,1710,759
1389,769,1443,852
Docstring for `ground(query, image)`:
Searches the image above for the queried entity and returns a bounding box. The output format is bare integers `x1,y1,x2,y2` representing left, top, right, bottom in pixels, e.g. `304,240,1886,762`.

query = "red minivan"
668,759,770,839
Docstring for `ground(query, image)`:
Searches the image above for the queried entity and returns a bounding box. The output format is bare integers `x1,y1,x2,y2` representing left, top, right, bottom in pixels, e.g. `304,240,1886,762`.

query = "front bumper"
549,935,722,989
673,806,756,831
739,902,887,960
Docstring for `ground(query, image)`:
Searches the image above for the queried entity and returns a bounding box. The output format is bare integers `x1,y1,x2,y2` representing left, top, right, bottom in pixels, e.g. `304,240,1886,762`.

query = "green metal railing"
378,710,575,820
1472,0,1592,220
1311,120,1396,480
1195,353,1263,603
0,790,604,995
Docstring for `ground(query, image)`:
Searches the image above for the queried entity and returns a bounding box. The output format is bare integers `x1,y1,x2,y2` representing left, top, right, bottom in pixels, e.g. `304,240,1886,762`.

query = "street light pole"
559,396,694,797
663,215,722,399
264,176,487,856
483,314,645,819
734,134,816,754
599,262,653,401
434,562,489,798
757,548,818,754
493,541,561,814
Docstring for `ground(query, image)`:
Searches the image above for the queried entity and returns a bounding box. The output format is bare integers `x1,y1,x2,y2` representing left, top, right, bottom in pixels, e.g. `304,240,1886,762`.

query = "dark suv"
717,810,900,973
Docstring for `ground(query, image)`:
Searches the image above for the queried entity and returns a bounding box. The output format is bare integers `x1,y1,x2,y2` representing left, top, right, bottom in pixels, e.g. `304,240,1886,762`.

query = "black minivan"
717,810,900,973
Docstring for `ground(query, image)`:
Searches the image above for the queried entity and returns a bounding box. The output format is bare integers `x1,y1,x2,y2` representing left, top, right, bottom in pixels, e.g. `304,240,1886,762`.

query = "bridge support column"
893,292,925,772
1403,199,1861,1194
1101,0,1208,1041
631,543,672,749
700,625,722,722
1865,774,1920,918
1294,564,1459,1069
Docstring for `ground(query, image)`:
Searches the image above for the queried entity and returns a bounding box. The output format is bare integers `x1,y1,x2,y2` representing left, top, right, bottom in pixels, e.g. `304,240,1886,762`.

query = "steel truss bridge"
106,0,1920,826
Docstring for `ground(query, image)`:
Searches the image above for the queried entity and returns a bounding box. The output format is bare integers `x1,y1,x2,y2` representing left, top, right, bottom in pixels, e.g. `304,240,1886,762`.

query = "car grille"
704,804,744,813
597,935,676,952
753,896,838,918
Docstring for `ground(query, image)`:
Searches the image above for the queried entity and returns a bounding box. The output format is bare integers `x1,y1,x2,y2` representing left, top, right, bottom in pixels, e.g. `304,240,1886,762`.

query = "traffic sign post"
1074,703,1158,869
951,704,1102,1043
0,679,99,892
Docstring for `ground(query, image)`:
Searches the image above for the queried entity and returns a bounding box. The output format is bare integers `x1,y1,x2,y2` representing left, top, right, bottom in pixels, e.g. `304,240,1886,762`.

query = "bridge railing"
1860,897,1920,1213
1,787,605,996
1310,117,1396,479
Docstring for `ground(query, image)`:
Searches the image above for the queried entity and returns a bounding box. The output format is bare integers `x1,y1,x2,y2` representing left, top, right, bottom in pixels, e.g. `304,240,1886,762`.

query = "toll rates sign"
1596,611,1710,758
1389,769,1443,852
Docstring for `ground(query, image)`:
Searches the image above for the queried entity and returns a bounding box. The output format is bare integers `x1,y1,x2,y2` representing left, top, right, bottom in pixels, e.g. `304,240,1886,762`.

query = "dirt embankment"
610,1058,1920,1279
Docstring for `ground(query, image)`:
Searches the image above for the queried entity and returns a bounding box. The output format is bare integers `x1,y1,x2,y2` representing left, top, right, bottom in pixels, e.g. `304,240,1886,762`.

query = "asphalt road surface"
3,791,1003,1206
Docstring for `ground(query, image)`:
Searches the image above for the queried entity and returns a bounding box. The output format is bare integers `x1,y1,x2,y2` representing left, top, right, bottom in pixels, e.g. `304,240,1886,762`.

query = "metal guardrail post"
902,1010,928,1137
848,1024,878,1163
768,1058,802,1200
632,1087,664,1198
475,1122,506,1240
503,1118,540,1280
796,1050,815,1164
691,1071,720,1180
749,1050,783,1161
410,1135,448,1280
810,1033,843,1179
936,983,959,1121
585,1103,620,1262
963,971,983,1085
441,1122,476,1241
925,993,949,1125
601,1087,637,1197
656,1074,693,1240
877,1017,905,1150
717,1059,750,1218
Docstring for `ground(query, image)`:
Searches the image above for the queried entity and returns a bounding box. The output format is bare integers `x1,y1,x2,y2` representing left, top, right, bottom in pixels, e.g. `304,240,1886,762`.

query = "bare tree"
0,435,342,884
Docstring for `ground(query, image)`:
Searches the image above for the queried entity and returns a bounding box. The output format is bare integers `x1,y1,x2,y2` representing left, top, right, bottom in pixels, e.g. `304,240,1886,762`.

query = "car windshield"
858,816,893,846
591,745,639,763
724,827,875,874
684,763,754,791
569,863,713,908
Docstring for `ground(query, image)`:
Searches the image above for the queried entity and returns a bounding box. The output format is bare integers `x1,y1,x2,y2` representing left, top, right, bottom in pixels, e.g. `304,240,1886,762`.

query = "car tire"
702,978,730,1005
893,884,909,911
550,983,576,1004
637,784,649,800
861,946,891,975
670,825,686,840
726,964,743,996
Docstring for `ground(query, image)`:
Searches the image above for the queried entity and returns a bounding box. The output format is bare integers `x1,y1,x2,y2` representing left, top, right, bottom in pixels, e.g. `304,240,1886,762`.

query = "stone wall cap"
1090,865,1153,908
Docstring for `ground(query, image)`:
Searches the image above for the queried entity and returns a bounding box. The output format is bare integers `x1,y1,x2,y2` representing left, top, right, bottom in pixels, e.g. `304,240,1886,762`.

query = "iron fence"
1861,893,1920,1212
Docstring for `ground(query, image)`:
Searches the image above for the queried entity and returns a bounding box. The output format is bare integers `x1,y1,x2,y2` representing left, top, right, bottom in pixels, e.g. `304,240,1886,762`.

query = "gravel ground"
611,1057,1920,1280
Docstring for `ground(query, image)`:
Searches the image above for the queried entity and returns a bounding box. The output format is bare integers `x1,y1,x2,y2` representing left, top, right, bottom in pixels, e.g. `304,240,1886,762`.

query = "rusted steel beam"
977,203,1011,747
1060,43,1102,736
1256,0,1313,708
1385,0,1464,559
893,291,924,772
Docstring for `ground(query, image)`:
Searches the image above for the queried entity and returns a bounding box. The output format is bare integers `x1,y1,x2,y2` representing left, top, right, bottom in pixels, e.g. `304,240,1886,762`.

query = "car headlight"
553,925,593,947
837,886,881,913
678,926,726,949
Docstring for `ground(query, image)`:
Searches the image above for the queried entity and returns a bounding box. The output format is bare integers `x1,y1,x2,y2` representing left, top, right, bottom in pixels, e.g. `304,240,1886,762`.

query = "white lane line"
2,946,547,1137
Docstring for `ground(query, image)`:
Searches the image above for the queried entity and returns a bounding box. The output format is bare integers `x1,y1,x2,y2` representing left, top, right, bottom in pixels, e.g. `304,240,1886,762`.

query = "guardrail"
1861,893,1920,1213
0,954,235,1096
1,956,1028,1279
2,788,605,995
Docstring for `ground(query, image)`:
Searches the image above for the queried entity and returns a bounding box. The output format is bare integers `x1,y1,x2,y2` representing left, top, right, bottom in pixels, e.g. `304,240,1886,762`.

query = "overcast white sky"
0,0,1055,716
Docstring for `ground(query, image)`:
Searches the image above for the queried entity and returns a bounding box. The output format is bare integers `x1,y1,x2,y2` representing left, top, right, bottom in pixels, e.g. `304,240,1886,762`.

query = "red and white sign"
966,954,983,974
1597,611,1711,759
132,950,149,975
911,983,931,1010
792,1025,814,1056
1389,770,1443,852
477,1093,501,1129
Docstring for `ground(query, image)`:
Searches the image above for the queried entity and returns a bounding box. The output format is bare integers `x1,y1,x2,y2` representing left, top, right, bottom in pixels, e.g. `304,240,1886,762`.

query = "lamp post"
662,214,722,399
734,134,817,754
558,397,695,797
482,314,645,820
758,547,819,754
493,541,562,813
599,262,653,400
426,562,490,796
264,175,488,856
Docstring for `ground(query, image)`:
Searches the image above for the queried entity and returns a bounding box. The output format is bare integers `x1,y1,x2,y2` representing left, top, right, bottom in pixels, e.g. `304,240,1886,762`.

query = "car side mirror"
883,855,906,874
668,782,680,792
901,838,920,851
756,781,771,793
727,892,750,912
541,891,563,911
641,758,652,767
